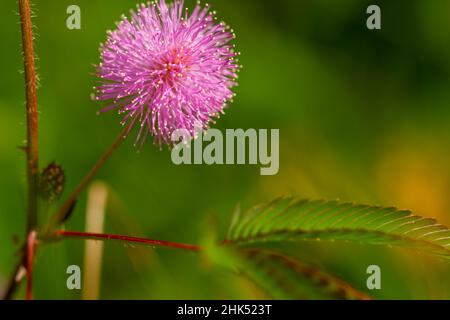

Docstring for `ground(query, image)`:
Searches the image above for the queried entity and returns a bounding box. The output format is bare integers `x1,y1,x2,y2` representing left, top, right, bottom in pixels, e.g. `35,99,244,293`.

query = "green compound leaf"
226,197,450,259
239,249,371,300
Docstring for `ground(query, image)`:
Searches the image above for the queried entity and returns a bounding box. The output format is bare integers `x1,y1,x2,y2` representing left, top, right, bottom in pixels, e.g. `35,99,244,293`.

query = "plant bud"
40,162,65,203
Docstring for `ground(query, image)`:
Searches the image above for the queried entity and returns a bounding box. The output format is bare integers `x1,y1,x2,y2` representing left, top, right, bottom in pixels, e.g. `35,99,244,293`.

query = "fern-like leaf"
226,197,450,259
239,249,371,300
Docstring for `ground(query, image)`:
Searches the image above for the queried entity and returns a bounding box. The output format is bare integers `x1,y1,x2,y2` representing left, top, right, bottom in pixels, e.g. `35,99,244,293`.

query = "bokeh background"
1,0,450,299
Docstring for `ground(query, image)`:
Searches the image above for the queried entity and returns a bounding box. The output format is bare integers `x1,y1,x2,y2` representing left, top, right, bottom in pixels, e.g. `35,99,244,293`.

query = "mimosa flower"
94,0,240,146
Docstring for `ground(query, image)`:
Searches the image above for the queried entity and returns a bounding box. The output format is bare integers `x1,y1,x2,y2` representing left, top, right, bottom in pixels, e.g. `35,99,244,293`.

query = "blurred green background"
1,0,450,299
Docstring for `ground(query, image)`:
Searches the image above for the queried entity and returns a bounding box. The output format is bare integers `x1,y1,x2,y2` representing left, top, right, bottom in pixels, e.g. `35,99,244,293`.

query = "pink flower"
94,0,240,146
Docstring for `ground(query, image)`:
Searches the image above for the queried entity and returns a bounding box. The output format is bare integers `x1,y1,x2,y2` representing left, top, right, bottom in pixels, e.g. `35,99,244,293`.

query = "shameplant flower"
94,0,240,147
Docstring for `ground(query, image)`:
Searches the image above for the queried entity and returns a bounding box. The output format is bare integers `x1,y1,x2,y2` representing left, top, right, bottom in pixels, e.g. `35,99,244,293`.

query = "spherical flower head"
94,0,240,147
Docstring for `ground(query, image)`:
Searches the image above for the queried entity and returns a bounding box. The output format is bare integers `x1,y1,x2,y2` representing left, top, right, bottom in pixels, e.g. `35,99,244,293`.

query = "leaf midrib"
227,227,450,257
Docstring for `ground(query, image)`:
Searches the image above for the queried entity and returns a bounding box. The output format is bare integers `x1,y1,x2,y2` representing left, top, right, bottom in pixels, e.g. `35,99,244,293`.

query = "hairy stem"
54,230,202,252
26,231,37,300
20,0,39,231
2,0,40,301
47,126,129,231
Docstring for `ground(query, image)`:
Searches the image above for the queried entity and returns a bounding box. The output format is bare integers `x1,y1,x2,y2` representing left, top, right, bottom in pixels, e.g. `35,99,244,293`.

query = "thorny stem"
20,0,39,231
20,0,39,233
19,0,39,232
26,231,37,300
47,125,130,231
2,0,40,301
54,230,203,252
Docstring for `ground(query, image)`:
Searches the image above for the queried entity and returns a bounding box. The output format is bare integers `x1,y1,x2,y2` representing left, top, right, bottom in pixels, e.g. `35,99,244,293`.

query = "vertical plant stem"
26,231,37,300
20,0,39,231
2,0,41,301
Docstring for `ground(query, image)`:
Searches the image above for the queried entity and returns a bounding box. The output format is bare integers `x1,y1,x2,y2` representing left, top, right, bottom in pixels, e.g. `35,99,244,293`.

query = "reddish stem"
55,230,202,252
20,0,39,231
3,0,41,301
26,231,37,300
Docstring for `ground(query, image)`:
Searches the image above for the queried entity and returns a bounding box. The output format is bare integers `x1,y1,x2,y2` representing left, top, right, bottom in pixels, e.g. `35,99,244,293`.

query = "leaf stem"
54,230,202,252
